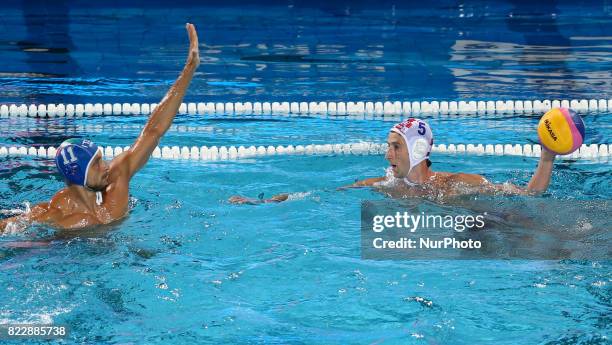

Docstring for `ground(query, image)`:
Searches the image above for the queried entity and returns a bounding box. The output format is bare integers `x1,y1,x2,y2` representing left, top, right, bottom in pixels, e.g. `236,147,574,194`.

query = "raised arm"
483,149,557,195
450,148,557,196
119,23,200,178
525,149,556,193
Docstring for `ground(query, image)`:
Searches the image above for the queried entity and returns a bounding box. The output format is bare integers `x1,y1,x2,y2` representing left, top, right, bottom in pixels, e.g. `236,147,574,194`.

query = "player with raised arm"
1,23,200,232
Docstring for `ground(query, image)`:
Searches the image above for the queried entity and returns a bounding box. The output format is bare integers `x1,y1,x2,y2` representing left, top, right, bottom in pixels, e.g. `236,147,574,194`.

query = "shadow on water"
0,0,84,104
19,0,82,78
506,0,577,94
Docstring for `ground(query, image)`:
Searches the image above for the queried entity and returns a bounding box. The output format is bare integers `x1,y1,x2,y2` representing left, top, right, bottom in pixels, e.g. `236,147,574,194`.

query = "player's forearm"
526,152,556,193
143,62,197,137
338,177,386,190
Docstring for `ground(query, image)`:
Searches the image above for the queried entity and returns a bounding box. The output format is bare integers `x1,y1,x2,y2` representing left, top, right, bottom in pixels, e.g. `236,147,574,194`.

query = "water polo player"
1,23,200,232
230,109,584,204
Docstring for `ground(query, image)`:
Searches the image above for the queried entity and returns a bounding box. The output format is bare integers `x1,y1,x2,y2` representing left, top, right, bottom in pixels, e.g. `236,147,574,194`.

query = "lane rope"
0,99,610,118
0,143,609,161
0,123,239,134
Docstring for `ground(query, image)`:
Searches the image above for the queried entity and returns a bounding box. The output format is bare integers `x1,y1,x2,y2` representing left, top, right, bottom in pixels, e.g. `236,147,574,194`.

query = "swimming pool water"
1,1,611,344
1,153,610,343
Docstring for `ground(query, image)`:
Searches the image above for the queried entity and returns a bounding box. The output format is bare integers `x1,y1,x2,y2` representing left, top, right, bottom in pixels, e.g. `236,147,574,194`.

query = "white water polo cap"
390,118,434,173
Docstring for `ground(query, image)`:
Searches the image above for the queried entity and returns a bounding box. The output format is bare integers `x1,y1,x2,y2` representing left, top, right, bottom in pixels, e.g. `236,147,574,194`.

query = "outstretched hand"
186,23,200,68
229,195,257,205
229,193,289,205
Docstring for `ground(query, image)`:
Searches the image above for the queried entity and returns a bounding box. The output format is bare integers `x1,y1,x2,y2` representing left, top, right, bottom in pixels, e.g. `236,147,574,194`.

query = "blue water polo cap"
55,138,101,186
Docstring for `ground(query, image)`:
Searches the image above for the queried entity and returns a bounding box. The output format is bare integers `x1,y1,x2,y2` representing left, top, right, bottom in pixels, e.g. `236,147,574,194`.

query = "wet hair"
426,159,432,167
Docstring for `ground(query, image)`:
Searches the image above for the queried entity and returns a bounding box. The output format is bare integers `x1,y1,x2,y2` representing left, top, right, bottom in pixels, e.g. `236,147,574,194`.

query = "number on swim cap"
537,107,585,155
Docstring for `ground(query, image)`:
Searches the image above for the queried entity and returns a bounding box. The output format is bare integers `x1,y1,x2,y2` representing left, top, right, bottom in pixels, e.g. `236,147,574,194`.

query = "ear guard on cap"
411,138,429,160
390,118,434,174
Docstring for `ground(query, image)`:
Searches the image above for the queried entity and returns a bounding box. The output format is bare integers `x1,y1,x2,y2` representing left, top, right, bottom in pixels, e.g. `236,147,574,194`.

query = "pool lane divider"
0,143,609,161
0,123,239,134
0,99,610,118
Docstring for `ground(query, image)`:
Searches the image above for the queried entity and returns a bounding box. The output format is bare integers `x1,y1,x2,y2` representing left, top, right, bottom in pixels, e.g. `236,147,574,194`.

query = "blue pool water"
1,1,611,344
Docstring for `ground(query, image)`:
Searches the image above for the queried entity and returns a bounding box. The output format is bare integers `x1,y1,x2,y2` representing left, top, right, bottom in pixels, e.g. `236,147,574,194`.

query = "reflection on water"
449,39,612,98
0,1,610,103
